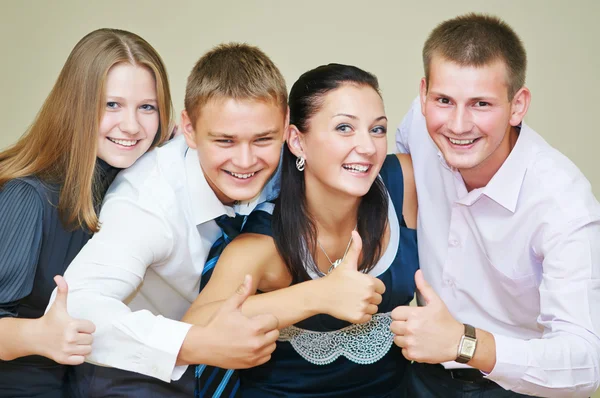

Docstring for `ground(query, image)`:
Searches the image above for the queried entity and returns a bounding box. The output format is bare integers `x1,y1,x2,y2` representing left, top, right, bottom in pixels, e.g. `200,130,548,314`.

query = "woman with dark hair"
183,63,418,397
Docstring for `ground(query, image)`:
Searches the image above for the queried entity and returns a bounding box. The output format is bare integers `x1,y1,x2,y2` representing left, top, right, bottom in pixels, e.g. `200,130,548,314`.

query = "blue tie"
195,214,245,398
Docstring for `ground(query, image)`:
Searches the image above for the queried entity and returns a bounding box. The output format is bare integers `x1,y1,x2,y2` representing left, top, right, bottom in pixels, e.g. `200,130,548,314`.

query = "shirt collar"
184,147,233,225
478,123,532,213
440,123,532,213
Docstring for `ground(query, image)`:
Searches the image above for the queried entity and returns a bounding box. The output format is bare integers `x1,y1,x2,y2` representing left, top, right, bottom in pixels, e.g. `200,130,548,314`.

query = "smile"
225,170,257,179
108,137,139,147
342,163,371,173
448,137,479,146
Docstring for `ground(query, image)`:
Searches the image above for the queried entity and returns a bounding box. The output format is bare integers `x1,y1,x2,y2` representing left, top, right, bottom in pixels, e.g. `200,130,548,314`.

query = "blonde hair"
0,28,173,232
423,13,527,99
184,42,287,126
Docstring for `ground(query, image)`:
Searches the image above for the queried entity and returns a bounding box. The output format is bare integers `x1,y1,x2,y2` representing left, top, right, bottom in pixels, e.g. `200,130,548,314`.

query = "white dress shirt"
396,98,600,397
46,135,279,382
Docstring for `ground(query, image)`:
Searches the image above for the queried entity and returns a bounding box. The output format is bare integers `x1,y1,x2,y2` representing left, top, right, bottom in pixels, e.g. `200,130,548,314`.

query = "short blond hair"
184,43,287,125
423,13,527,99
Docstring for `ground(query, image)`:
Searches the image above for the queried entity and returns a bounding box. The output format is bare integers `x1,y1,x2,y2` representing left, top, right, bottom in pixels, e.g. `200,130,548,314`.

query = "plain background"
1,1,599,396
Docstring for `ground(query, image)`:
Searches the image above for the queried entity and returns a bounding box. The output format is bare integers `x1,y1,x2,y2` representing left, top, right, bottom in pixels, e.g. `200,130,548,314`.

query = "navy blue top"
0,159,119,398
239,154,419,397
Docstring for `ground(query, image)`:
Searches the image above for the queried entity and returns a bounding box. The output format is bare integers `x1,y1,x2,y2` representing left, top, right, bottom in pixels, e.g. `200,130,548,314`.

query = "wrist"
177,325,210,366
308,278,331,316
23,317,45,358
455,323,478,364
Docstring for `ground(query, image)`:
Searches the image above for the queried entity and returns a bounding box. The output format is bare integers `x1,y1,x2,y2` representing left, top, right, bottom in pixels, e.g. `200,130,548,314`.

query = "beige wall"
1,1,599,396
1,0,599,198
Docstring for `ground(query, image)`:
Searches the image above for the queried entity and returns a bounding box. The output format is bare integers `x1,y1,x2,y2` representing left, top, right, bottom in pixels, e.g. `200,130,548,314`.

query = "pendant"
327,258,343,274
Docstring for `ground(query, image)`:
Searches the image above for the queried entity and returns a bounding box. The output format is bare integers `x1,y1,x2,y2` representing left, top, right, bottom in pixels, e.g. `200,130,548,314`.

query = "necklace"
317,225,357,274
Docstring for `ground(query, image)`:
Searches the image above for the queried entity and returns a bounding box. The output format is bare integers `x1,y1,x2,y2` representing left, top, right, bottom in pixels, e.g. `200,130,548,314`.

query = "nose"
354,130,377,156
231,144,257,169
447,106,472,135
119,109,141,136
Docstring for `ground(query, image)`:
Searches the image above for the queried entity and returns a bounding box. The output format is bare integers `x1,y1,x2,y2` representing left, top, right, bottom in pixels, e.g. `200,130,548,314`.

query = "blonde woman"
0,28,172,398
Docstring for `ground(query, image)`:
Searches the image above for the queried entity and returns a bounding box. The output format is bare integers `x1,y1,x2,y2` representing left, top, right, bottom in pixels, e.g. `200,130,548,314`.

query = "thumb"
221,275,254,312
415,270,438,305
53,275,69,312
339,231,362,271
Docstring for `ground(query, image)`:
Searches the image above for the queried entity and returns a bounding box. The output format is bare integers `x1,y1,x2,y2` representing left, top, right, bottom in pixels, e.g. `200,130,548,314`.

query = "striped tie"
195,214,245,398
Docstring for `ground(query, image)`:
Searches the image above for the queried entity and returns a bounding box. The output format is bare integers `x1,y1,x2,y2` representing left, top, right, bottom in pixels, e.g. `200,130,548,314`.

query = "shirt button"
449,238,459,247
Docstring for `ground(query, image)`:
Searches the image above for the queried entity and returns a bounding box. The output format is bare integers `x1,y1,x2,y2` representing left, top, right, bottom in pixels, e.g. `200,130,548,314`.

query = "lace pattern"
278,312,394,365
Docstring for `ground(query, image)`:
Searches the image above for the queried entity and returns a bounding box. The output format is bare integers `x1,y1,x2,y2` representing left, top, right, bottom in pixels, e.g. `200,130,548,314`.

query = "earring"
295,156,305,172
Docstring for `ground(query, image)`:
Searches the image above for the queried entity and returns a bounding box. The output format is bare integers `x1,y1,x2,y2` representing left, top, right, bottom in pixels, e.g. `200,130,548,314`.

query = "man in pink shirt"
392,13,600,397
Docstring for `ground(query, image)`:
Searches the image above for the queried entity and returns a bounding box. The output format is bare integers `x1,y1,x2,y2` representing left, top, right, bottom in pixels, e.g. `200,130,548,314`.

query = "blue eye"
106,102,119,109
336,124,352,133
140,104,156,111
474,101,489,107
437,97,450,105
371,126,387,135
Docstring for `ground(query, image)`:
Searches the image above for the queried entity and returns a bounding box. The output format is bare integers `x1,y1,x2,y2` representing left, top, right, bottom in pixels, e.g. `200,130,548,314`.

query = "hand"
39,276,96,365
201,275,279,369
318,231,386,324
390,270,463,363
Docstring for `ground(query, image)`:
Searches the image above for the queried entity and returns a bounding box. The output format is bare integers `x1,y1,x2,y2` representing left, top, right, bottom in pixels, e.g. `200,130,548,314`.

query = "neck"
461,125,519,191
304,177,360,236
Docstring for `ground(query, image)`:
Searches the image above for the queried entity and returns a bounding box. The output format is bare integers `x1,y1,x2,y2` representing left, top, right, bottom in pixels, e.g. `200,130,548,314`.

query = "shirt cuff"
107,315,193,382
484,333,528,390
149,316,193,381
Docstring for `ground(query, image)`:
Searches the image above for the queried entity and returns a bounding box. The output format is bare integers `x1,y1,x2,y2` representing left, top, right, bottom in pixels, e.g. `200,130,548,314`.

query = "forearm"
0,317,45,360
478,330,600,397
184,279,324,329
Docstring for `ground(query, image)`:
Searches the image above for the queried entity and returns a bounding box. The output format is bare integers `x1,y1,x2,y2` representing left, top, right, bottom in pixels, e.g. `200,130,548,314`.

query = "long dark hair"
272,63,388,281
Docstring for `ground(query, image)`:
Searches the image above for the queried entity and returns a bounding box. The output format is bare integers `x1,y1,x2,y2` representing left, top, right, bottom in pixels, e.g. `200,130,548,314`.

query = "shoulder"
0,178,46,215
104,137,187,211
523,128,599,220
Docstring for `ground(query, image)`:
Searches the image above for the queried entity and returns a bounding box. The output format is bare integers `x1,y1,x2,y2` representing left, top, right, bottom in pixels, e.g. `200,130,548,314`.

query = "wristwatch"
456,323,477,363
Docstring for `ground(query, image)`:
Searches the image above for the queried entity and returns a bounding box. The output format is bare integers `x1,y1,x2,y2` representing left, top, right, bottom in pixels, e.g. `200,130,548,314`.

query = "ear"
509,87,531,127
419,78,428,117
181,110,198,149
286,125,305,158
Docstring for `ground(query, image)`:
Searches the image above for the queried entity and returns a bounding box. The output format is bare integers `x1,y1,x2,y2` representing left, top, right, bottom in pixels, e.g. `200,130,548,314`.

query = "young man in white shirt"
391,13,600,397
47,43,287,397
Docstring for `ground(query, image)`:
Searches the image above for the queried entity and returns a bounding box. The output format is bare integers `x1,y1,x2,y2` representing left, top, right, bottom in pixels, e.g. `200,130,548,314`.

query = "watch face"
462,337,477,357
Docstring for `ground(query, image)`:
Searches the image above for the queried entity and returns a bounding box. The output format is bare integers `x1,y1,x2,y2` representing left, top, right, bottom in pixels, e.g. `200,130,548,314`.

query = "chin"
102,157,137,169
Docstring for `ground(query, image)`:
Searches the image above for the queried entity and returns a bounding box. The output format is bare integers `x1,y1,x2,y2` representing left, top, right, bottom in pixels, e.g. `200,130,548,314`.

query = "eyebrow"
429,91,498,102
207,129,279,139
106,95,158,103
333,114,388,123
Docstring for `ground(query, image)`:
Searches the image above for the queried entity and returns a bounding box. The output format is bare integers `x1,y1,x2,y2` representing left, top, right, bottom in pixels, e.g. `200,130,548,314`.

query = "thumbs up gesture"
202,275,279,369
40,276,96,365
318,231,386,324
390,270,463,363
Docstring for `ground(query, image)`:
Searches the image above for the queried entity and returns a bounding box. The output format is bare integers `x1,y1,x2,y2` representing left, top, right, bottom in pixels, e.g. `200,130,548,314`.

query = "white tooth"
449,138,475,145
231,171,254,179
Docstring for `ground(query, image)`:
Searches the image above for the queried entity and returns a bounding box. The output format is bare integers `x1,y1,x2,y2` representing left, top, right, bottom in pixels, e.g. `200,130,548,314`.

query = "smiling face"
420,55,529,188
96,63,160,168
290,83,388,198
182,97,287,205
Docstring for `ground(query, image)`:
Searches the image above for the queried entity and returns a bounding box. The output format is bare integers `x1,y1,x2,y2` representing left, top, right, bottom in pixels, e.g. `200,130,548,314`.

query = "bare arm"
396,153,418,229
182,234,323,329
183,231,386,329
